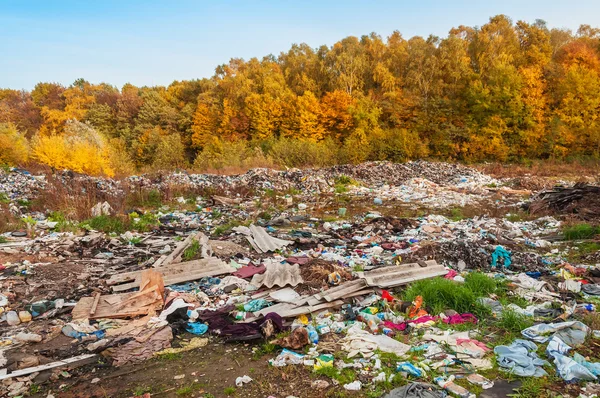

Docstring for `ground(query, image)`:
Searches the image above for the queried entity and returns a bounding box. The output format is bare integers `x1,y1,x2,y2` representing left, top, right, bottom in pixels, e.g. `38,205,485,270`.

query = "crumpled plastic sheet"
574,353,600,376
269,348,305,367
243,299,271,312
491,246,511,268
494,339,549,377
105,326,173,367
341,327,411,358
521,321,589,346
383,383,445,398
186,322,208,335
552,353,597,381
582,284,600,296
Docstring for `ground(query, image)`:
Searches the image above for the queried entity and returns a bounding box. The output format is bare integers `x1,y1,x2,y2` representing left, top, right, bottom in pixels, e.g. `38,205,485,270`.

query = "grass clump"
402,277,491,317
0,236,7,244
132,386,153,396
464,272,499,296
176,382,204,396
334,175,358,194
563,223,600,240
48,211,80,233
130,212,160,232
252,341,277,360
127,189,163,209
313,367,357,385
81,215,125,234
493,309,534,345
156,352,183,361
447,207,466,221
0,193,9,204
182,239,200,261
223,386,236,395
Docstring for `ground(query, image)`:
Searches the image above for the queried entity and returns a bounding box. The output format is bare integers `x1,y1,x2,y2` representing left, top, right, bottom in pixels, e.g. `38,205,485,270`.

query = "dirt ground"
29,338,363,398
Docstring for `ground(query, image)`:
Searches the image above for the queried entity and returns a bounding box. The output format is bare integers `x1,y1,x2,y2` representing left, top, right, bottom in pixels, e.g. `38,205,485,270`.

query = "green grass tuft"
182,239,200,261
176,382,205,396
563,223,600,240
494,309,534,346
81,215,125,234
464,272,499,296
402,277,491,318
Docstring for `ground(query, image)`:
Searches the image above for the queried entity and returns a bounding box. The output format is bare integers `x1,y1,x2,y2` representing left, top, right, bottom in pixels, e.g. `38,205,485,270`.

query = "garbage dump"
1,161,600,397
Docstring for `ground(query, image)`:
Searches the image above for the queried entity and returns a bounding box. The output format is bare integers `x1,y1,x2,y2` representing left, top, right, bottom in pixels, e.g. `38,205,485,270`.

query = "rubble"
1,161,600,396
529,183,600,220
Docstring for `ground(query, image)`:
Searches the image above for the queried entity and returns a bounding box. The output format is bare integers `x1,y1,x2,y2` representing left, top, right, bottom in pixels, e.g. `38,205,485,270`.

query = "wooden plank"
0,354,97,381
109,258,227,285
89,292,101,316
111,264,235,292
153,232,199,268
73,270,165,319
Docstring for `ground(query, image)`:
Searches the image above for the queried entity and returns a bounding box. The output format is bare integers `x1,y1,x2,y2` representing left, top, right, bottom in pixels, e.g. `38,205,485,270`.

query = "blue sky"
1,0,599,90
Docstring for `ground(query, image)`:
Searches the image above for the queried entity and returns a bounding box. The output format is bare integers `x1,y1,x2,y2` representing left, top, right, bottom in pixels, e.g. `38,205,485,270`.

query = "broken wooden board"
153,232,204,268
109,257,235,292
73,270,164,319
0,354,97,381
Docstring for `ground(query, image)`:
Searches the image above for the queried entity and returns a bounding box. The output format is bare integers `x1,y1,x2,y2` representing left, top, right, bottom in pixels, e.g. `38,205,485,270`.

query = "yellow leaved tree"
0,123,29,166
31,120,114,176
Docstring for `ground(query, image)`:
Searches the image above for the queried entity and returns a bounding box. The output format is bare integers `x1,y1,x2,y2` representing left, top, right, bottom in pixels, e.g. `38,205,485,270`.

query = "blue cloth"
491,246,511,268
243,299,271,312
521,321,589,346
494,339,549,377
574,353,600,377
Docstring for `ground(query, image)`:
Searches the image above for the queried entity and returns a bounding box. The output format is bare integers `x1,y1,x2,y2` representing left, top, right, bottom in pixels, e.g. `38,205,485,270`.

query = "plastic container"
307,325,319,344
18,311,32,323
435,376,475,398
6,311,20,326
15,332,42,343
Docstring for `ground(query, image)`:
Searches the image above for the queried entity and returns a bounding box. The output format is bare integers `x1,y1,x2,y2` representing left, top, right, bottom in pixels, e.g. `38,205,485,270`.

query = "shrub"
31,120,114,176
0,123,28,166
152,133,188,170
267,137,339,168
369,128,429,162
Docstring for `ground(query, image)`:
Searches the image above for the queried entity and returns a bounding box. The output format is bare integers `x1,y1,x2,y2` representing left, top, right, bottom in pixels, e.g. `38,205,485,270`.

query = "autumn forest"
1,15,600,176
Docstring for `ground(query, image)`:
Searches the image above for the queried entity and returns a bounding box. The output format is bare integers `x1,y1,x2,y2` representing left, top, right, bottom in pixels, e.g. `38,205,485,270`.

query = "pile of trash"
0,168,46,202
530,183,600,220
1,162,600,397
0,161,503,205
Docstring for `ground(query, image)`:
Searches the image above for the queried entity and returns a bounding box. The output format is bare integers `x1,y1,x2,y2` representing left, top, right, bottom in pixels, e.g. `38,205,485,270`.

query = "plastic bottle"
18,311,32,323
359,313,381,333
6,311,20,326
307,325,319,344
435,376,475,398
14,332,42,343
25,300,55,317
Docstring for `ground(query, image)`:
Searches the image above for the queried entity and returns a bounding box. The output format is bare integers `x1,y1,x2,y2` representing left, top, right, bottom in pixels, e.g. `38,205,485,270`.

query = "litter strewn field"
1,161,600,398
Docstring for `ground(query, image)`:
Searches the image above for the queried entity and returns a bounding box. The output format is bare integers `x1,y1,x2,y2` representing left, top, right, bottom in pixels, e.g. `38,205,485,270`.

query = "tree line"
1,15,600,176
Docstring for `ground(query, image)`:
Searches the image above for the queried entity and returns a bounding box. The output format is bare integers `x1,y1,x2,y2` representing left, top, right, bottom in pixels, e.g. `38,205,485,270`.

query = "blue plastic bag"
186,322,208,335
